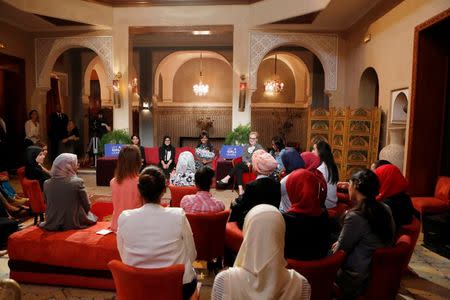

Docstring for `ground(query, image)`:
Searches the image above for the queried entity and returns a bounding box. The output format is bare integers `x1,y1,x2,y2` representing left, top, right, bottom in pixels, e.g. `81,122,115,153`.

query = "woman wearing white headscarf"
212,204,311,300
40,153,96,231
170,151,196,186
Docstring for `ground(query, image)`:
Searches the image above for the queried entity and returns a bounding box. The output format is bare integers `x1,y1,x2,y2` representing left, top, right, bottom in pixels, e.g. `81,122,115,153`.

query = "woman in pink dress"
110,145,143,232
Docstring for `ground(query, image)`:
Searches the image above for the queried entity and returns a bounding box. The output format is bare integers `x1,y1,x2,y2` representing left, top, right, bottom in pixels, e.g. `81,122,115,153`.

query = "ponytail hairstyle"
350,169,394,244
315,141,339,184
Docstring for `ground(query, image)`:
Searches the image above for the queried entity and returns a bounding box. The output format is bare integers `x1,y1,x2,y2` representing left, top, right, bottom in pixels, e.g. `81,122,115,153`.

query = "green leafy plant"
99,129,132,155
224,124,251,145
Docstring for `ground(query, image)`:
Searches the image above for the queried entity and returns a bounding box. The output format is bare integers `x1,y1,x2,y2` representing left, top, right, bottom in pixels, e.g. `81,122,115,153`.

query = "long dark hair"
350,169,394,244
315,141,339,184
272,136,285,152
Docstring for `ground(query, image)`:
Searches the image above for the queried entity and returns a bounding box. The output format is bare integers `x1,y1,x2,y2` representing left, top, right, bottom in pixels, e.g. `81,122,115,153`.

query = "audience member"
229,149,280,229
36,142,51,175
49,104,69,161
279,148,305,212
217,131,263,195
194,131,215,170
170,151,196,186
60,120,80,155
131,134,147,171
374,164,415,230
269,135,286,177
283,169,331,260
212,204,311,300
181,166,225,213
301,151,327,206
0,197,19,247
110,145,143,232
332,169,394,299
159,135,176,178
117,166,197,300
41,153,97,231
370,159,391,170
313,141,339,208
24,146,50,189
24,110,40,147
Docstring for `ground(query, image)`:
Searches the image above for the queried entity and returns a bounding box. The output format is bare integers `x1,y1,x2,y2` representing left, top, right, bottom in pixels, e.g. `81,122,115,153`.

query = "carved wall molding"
249,31,338,92
35,36,113,89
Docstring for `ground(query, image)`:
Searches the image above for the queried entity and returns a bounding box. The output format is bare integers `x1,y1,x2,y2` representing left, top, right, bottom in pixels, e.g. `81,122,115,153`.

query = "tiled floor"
2,172,449,299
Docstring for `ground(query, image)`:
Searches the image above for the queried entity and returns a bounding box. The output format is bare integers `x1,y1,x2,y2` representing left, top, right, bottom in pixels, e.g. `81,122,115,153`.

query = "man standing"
49,104,68,162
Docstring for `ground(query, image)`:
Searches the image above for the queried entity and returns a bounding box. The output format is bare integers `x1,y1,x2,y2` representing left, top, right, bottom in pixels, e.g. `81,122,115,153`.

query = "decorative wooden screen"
307,107,381,181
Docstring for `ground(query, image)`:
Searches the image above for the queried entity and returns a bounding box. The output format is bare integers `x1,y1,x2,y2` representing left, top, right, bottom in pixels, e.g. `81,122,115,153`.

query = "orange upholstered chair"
90,201,113,222
186,210,230,262
168,185,198,207
22,178,45,225
108,260,184,300
397,217,421,272
224,221,244,266
357,235,412,300
412,176,450,215
287,250,345,300
17,167,26,197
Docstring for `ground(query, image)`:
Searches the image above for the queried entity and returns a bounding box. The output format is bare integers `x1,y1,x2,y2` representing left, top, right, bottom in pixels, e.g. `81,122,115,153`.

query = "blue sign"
104,144,123,157
220,145,244,159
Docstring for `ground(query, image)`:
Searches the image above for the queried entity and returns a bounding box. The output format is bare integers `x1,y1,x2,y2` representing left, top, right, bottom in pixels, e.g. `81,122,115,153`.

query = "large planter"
379,127,405,171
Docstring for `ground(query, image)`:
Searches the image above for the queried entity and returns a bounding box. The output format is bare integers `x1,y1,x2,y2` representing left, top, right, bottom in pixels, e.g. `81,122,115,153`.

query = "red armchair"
168,185,198,207
17,167,26,197
108,260,184,300
397,217,421,272
90,201,113,222
22,178,45,225
224,221,244,266
412,176,450,216
358,235,412,300
144,147,160,165
287,250,345,300
186,210,230,262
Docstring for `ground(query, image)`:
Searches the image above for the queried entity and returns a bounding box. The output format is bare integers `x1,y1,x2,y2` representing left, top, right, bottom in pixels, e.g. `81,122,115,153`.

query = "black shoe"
216,180,229,189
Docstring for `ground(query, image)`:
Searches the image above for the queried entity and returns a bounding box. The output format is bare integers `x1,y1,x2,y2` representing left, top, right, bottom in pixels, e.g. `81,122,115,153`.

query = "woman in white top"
24,110,40,146
117,166,197,300
212,204,311,300
313,141,339,209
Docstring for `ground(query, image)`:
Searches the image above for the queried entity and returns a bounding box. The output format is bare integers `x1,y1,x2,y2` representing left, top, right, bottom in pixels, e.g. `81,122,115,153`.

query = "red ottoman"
8,222,120,290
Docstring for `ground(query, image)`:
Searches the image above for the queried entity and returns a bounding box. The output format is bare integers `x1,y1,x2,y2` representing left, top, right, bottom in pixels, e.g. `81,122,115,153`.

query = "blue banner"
220,145,244,159
104,144,123,157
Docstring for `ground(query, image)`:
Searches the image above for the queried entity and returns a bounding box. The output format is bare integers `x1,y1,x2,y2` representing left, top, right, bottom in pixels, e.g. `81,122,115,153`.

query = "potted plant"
99,129,131,156
224,124,251,145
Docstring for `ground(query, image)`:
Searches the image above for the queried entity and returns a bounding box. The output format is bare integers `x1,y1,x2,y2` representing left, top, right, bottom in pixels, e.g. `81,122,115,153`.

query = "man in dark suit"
49,104,68,162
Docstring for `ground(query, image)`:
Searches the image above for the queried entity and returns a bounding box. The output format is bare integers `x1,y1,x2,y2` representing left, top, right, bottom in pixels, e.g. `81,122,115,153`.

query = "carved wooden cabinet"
307,107,381,180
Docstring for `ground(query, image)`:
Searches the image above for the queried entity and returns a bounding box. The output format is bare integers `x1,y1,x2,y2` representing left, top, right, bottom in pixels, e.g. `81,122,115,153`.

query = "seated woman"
25,146,50,189
217,131,263,195
60,120,80,155
313,141,339,209
131,134,147,171
117,166,197,300
41,153,97,231
170,151,196,186
283,169,330,260
194,131,215,170
110,145,143,232
159,135,176,178
279,148,305,213
212,204,311,300
229,149,280,229
374,164,415,230
269,136,286,178
332,169,394,299
301,151,327,207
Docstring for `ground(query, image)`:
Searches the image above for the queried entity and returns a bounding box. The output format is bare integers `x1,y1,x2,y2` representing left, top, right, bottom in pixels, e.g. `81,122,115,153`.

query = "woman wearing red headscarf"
283,169,331,260
301,151,327,206
374,164,415,229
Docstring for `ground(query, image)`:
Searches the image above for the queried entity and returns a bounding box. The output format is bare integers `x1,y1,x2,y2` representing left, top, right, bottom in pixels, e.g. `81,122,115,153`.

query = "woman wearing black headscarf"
159,135,176,178
25,146,50,189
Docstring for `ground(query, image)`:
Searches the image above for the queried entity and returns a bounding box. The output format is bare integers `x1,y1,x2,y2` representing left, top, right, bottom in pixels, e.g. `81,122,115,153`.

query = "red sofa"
144,146,195,166
412,176,450,216
8,222,120,290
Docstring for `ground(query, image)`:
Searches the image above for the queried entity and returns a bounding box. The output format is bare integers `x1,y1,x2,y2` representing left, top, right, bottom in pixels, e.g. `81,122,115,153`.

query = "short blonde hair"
249,131,258,138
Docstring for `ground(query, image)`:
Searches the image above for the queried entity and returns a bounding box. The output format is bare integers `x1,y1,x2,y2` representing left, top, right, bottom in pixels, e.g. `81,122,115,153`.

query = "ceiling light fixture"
192,30,211,35
193,52,209,97
264,54,285,95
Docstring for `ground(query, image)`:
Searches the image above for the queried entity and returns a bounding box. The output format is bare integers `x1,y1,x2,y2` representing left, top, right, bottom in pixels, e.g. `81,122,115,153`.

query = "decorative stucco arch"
83,56,111,106
249,31,338,92
35,36,113,90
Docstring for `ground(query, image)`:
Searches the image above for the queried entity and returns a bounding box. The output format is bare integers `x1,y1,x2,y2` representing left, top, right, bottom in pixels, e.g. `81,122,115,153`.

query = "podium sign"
104,144,123,157
220,145,244,159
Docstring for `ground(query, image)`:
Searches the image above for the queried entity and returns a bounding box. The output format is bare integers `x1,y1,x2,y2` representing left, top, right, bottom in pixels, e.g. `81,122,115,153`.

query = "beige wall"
342,0,450,149
0,21,35,111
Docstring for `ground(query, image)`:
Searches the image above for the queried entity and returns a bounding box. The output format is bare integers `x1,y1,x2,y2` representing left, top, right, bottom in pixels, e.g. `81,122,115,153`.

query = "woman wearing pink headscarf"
229,149,280,229
41,153,96,231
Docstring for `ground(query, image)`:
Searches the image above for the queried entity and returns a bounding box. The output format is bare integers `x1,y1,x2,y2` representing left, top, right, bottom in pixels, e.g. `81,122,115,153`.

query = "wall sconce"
238,75,247,112
113,72,122,108
142,97,151,111
0,42,5,49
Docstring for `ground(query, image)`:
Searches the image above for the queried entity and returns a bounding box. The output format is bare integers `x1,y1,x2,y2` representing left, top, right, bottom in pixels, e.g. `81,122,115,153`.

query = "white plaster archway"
83,56,111,106
249,31,338,92
35,36,113,90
